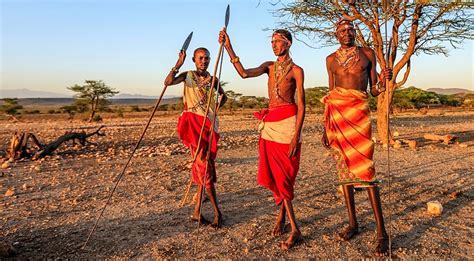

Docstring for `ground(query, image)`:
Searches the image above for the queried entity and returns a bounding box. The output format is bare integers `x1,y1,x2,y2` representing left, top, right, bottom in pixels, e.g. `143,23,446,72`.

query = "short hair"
273,29,292,43
193,47,210,57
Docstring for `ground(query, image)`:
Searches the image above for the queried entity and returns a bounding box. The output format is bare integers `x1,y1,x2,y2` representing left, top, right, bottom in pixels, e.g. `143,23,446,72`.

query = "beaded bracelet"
230,56,240,64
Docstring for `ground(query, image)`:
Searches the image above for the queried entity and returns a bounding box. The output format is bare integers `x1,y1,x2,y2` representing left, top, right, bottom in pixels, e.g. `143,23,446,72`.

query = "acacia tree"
68,80,119,122
275,1,473,143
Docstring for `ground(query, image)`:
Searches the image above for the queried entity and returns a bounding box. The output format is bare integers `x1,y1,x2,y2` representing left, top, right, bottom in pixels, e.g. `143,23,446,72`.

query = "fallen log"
6,126,105,161
423,133,458,145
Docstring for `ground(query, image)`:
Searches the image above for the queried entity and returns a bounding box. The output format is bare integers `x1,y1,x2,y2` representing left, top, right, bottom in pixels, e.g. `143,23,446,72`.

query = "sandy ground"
1,110,473,259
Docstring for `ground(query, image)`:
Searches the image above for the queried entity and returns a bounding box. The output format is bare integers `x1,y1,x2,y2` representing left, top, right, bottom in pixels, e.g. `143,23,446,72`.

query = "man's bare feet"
191,215,210,225
374,237,389,256
280,230,302,250
272,220,285,237
337,226,359,241
211,214,222,229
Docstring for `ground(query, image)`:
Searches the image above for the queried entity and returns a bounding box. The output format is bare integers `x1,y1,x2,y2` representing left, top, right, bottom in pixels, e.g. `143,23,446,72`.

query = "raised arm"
288,66,305,157
219,29,270,78
164,50,187,86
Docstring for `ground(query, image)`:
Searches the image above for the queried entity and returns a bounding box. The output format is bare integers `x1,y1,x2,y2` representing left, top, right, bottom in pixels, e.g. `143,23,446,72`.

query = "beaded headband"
272,32,292,46
336,19,355,32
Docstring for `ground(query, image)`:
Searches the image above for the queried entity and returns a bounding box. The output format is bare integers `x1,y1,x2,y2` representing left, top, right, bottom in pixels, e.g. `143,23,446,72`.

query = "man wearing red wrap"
219,29,305,250
165,47,227,228
323,19,392,256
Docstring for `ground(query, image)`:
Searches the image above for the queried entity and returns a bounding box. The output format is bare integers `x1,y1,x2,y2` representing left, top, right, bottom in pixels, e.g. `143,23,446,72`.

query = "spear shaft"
383,0,393,258
193,5,230,255
81,32,193,249
82,84,168,249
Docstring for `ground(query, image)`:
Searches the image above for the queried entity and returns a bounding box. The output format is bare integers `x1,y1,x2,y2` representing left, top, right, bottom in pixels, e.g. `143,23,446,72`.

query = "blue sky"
1,0,472,98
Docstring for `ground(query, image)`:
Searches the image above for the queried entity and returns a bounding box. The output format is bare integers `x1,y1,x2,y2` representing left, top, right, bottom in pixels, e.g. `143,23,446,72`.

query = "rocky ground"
1,109,473,259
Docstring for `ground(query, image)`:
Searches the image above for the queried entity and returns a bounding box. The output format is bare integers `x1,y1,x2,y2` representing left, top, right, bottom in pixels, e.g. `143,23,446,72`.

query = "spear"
382,0,393,258
81,32,193,249
193,4,230,255
180,5,230,207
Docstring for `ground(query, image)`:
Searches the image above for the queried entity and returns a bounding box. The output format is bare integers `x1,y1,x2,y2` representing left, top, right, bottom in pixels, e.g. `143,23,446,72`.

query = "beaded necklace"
188,71,214,112
335,46,359,69
272,58,294,103
191,71,211,90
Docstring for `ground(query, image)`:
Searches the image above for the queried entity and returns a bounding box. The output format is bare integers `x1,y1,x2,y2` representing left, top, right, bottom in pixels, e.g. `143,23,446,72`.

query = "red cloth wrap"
255,104,301,205
177,112,219,188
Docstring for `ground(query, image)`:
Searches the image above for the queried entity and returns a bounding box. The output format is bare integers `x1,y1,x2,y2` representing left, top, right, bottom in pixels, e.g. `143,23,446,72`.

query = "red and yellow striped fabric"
321,87,376,186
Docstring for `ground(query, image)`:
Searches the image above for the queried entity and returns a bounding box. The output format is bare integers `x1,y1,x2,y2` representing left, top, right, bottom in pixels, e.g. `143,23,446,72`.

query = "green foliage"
463,93,474,107
305,87,328,108
130,105,141,112
368,95,378,111
60,105,78,119
438,94,462,107
116,107,124,118
24,110,41,114
223,90,243,111
392,86,438,109
239,96,268,109
390,86,472,110
67,80,118,121
97,99,113,112
158,104,169,111
0,98,23,115
92,115,103,122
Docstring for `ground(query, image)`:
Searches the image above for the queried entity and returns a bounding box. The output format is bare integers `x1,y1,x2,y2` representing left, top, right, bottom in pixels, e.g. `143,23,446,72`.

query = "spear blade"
181,32,193,52
225,4,230,27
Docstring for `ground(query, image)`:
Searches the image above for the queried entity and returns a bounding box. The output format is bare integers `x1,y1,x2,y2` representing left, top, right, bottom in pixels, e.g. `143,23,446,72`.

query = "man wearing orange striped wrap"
323,19,392,256
219,29,305,250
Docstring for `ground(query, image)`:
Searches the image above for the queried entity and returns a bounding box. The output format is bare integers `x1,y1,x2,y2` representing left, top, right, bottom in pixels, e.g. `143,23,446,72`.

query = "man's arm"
214,77,228,108
219,30,270,78
322,55,333,148
367,48,392,97
326,55,335,91
368,48,383,97
288,66,305,157
164,50,187,86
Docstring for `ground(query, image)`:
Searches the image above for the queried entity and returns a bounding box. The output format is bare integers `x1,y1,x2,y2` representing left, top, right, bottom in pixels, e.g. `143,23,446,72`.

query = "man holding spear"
322,19,392,256
164,47,227,228
219,29,305,250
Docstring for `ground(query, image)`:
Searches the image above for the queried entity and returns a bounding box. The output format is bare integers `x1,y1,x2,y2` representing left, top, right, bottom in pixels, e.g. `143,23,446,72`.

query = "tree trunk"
376,82,394,145
88,110,95,122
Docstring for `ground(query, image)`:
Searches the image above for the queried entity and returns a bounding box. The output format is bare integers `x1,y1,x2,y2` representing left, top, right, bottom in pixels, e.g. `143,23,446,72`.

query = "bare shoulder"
326,52,336,63
292,63,304,74
360,47,375,57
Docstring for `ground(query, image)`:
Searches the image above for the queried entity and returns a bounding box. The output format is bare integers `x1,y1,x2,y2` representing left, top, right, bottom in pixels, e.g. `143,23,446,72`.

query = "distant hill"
112,93,166,99
1,88,71,98
12,97,182,107
426,88,473,95
0,89,178,100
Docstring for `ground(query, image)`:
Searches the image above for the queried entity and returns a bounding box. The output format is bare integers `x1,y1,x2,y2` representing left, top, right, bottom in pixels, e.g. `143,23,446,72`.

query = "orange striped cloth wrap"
321,87,377,186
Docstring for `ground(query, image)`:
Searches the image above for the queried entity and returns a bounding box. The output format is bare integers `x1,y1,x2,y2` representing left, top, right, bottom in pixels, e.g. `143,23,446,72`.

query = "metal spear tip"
225,4,230,28
181,31,193,52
